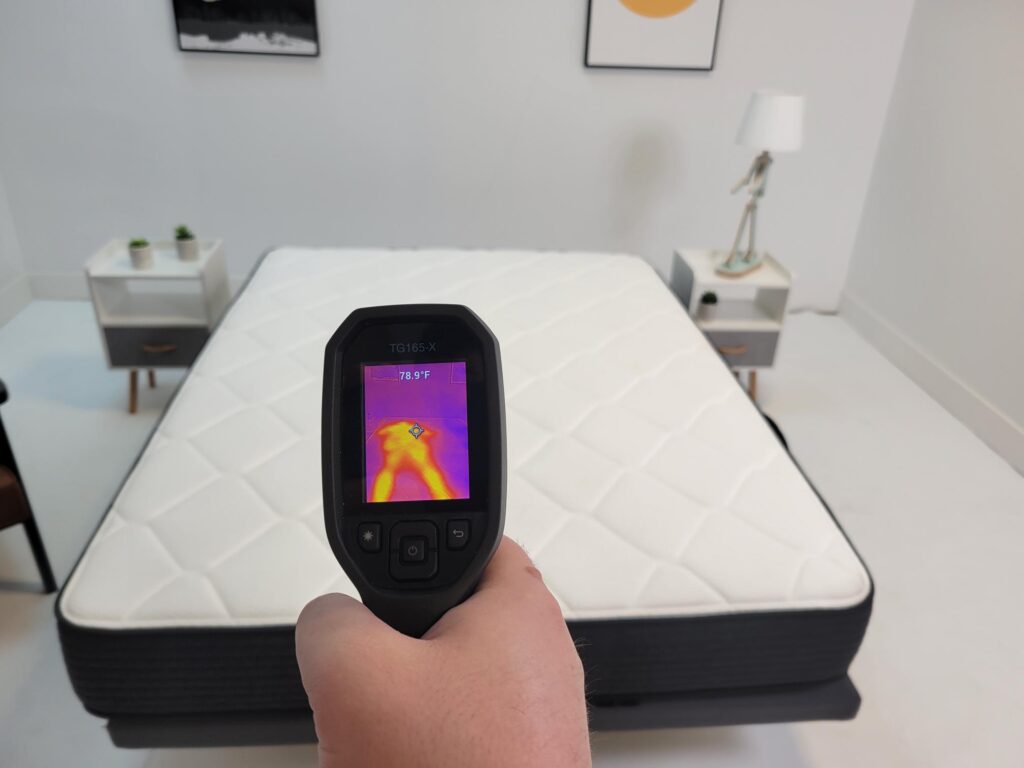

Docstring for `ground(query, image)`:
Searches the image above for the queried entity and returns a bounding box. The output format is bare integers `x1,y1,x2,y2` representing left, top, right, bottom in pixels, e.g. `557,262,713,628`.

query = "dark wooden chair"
0,379,57,593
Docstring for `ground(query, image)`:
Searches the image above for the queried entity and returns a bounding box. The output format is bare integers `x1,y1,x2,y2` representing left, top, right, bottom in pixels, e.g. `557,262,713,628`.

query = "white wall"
0,1,912,309
0,171,30,325
843,0,1024,472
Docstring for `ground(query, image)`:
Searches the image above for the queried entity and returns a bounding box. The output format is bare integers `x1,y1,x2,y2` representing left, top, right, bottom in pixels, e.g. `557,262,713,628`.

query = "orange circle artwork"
618,0,698,18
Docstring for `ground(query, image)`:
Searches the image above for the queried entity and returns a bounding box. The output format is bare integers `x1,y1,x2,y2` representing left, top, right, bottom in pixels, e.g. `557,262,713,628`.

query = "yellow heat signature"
370,421,455,502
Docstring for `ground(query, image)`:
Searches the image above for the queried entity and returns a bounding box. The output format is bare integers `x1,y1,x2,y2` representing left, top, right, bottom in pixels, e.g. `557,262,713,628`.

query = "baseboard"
841,290,1024,475
0,275,32,326
28,272,89,299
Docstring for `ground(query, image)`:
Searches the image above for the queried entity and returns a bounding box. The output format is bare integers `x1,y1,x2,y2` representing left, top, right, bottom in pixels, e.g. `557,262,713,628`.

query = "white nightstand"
85,239,230,413
670,249,792,401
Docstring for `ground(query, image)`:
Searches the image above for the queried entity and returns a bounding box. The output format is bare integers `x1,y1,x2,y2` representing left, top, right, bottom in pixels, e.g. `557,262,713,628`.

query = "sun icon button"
357,523,382,553
408,423,425,440
354,524,382,552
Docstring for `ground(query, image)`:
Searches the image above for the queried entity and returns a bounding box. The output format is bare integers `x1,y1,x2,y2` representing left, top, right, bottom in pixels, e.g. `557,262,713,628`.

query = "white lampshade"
735,90,804,153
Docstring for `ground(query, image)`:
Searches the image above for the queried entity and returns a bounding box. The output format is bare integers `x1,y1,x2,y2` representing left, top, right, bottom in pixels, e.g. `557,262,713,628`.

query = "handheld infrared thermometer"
321,305,506,637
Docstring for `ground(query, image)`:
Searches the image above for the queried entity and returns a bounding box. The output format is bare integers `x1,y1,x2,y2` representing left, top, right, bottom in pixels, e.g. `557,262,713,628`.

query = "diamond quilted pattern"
61,248,870,629
67,524,180,621
624,354,728,430
730,453,838,551
246,438,321,518
246,310,325,354
189,407,298,474
208,521,349,620
159,377,246,439
150,476,276,571
688,395,781,468
192,329,267,378
130,574,229,622
220,354,310,405
518,436,622,514
601,317,690,375
509,378,596,434
636,565,726,611
505,474,568,553
646,433,753,507
506,411,550,466
535,517,657,613
793,555,863,603
289,338,329,376
680,513,803,604
557,352,648,401
592,472,707,561
269,380,320,436
220,291,288,332
116,441,218,523
573,404,668,468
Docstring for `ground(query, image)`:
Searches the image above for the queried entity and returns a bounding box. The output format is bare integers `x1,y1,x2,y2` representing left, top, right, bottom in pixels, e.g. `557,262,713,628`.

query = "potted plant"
128,238,153,269
175,225,199,261
698,291,719,321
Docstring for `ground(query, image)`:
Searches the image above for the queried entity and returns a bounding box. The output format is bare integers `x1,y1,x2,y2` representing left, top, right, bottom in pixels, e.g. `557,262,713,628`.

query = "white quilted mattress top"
61,248,870,629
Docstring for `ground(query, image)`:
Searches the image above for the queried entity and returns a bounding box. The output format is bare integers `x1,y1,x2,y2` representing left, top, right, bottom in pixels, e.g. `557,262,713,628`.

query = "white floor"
1,301,1022,767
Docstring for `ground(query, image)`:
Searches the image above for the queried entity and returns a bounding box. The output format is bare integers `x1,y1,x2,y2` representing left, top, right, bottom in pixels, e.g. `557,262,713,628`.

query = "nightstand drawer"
104,327,209,368
704,330,779,368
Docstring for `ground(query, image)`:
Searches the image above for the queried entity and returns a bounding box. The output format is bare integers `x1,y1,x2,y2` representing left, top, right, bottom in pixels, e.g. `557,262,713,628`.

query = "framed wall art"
172,0,320,57
585,0,723,71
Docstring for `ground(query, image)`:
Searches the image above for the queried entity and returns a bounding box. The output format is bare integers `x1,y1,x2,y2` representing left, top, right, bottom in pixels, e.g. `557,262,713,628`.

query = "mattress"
58,248,872,721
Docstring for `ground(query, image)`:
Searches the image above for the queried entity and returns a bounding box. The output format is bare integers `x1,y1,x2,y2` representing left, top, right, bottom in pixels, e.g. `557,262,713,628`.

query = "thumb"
295,593,394,698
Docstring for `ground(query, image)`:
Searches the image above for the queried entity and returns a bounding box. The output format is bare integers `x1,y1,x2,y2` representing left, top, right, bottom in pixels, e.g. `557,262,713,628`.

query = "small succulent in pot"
128,238,153,270
174,224,199,261
698,290,719,321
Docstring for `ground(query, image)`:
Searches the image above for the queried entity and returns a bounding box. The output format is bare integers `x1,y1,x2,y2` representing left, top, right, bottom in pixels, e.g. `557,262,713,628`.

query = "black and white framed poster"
173,0,319,57
585,0,723,71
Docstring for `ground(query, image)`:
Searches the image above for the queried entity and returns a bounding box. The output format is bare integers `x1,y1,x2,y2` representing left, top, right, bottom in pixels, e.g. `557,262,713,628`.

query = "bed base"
106,676,859,748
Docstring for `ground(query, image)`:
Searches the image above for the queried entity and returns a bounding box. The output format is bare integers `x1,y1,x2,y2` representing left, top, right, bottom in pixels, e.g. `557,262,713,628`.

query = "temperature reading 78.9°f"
399,369,431,381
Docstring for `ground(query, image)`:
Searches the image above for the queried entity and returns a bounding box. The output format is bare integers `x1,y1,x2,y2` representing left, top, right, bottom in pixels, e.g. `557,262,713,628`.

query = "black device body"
322,305,506,637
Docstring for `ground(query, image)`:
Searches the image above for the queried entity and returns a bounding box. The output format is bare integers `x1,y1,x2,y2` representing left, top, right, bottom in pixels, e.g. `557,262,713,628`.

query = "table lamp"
718,90,804,277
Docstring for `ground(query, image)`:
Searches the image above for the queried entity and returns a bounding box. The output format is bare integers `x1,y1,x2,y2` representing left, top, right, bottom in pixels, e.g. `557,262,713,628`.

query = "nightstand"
670,249,792,402
86,239,230,413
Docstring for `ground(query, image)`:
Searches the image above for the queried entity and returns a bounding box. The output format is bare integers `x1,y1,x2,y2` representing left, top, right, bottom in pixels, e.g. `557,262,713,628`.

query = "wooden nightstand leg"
148,369,156,389
128,369,138,414
748,370,758,402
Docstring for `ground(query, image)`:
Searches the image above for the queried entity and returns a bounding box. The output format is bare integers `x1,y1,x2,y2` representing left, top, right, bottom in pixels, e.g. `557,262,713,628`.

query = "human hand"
296,537,591,768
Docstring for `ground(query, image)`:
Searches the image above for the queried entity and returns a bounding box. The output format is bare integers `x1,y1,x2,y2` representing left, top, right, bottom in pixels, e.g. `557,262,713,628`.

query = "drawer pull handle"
718,344,748,356
142,343,178,354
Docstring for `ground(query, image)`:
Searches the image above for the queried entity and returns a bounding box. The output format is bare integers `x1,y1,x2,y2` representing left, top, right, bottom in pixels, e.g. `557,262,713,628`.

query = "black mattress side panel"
57,592,871,717
58,618,310,716
572,594,873,702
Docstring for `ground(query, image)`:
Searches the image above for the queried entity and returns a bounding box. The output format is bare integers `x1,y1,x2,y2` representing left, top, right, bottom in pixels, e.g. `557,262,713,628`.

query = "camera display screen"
362,362,470,503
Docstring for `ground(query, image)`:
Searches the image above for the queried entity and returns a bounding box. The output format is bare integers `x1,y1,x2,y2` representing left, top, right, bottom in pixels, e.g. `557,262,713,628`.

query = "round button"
399,536,427,564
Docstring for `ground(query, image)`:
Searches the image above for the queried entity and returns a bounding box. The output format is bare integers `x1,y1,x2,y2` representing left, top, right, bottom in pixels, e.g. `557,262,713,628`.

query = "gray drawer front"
105,327,209,368
705,330,779,368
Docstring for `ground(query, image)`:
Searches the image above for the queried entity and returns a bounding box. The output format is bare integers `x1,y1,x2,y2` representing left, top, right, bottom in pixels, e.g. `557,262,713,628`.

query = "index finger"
476,536,546,593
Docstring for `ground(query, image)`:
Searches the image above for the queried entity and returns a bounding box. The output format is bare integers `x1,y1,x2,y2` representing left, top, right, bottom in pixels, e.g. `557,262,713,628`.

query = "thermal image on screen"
363,362,470,503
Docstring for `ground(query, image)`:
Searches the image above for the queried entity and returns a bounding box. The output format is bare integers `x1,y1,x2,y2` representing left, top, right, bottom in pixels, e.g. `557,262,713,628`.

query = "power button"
389,521,439,581
400,536,428,563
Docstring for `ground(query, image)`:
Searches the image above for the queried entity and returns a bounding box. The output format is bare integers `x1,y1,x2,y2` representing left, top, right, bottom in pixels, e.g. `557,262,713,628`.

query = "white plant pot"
698,304,718,322
129,245,154,270
176,238,199,261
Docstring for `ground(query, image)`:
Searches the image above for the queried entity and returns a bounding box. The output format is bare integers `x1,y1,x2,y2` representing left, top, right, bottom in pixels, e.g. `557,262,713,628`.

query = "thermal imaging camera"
322,305,506,637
